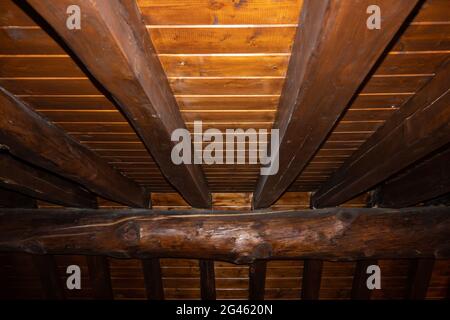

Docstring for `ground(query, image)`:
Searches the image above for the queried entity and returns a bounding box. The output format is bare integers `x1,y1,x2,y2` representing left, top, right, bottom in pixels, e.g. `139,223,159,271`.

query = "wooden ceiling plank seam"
253,0,420,208
0,86,148,207
249,260,267,300
0,152,97,208
26,0,211,208
312,58,450,208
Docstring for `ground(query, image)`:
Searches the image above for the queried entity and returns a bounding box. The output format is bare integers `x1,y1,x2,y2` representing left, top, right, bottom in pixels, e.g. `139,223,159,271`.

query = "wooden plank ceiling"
0,0,449,196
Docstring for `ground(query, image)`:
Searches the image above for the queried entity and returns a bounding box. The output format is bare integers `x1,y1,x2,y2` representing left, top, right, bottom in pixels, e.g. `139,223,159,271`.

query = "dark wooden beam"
87,256,113,300
302,259,323,300
0,153,97,208
142,258,164,300
249,260,267,300
0,87,147,208
199,260,216,300
406,259,435,300
1,207,448,263
312,59,450,208
32,255,65,300
375,147,450,208
351,259,378,300
253,0,419,208
0,187,37,209
26,0,211,208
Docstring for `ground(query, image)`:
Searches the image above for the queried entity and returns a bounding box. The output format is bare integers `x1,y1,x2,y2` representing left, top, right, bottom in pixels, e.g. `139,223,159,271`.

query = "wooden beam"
312,59,450,208
253,0,419,208
199,260,216,300
26,0,211,208
351,259,378,300
142,258,164,300
32,255,65,300
0,153,97,208
0,187,37,209
1,207,448,263
249,260,267,300
375,147,450,208
406,259,435,300
302,260,322,300
87,256,113,300
0,87,147,208
248,260,267,300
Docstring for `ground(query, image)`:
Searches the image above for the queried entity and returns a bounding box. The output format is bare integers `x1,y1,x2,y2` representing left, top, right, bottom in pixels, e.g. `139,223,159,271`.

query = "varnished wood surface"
0,153,97,208
1,0,448,193
0,87,148,207
313,59,450,207
253,0,420,208
26,0,211,207
0,207,448,263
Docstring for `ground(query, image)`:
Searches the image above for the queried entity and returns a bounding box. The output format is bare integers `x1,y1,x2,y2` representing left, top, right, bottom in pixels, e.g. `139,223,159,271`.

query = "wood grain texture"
199,260,216,300
249,260,267,300
0,153,97,208
302,260,322,300
0,207,448,263
375,147,450,208
137,0,303,25
27,0,211,208
253,0,419,208
0,87,147,207
312,59,450,208
142,258,165,300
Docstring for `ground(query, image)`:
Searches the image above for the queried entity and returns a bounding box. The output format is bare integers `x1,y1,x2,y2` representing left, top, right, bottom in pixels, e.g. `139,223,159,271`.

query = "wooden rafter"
406,259,435,300
302,260,323,300
351,259,378,300
312,59,450,208
87,255,114,300
0,207,448,263
249,260,266,300
32,255,65,300
142,258,165,300
374,147,450,208
0,153,97,208
0,87,147,208
26,0,211,208
199,260,216,300
253,0,419,208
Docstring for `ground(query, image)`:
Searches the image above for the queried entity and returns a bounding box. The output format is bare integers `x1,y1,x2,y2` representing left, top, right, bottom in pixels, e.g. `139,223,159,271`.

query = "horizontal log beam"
0,87,147,208
0,207,448,263
26,0,211,208
313,59,450,208
375,147,450,208
0,153,97,208
253,0,419,208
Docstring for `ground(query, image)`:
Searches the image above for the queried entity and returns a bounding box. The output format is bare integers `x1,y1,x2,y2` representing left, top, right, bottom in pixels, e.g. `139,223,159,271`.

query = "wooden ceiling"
1,0,447,202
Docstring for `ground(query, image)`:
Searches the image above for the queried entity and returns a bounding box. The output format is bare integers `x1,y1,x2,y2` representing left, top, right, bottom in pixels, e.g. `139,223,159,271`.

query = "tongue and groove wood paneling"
1,0,449,193
290,0,450,191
